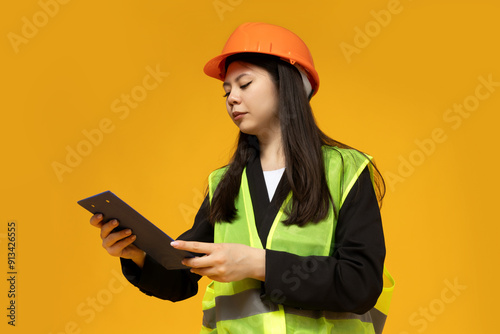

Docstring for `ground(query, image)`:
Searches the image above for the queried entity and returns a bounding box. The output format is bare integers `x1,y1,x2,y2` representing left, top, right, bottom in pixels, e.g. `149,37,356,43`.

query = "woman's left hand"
171,240,266,283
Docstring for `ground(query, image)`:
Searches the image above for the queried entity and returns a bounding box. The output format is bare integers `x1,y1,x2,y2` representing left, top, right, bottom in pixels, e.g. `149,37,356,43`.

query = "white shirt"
262,167,286,201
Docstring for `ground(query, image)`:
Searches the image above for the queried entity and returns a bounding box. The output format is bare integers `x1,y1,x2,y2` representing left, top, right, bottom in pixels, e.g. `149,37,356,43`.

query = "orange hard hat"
204,22,320,97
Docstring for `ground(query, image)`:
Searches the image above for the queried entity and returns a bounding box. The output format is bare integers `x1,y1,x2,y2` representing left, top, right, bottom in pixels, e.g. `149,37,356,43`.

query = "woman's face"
223,61,279,137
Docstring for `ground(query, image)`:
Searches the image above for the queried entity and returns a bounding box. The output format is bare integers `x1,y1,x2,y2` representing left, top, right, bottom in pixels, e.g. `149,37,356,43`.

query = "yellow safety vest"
201,146,394,333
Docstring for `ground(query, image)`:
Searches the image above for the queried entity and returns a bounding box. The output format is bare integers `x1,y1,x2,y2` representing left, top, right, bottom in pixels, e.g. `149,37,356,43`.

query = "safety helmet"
204,22,320,98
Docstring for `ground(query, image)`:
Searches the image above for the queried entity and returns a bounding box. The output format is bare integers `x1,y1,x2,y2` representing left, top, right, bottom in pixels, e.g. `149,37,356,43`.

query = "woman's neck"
258,133,285,171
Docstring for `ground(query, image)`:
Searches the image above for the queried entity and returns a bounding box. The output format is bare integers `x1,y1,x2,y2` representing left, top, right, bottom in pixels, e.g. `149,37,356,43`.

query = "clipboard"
78,191,194,270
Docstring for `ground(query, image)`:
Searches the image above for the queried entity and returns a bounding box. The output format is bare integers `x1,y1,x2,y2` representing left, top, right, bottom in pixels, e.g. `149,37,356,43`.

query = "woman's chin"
235,119,281,139
235,123,256,135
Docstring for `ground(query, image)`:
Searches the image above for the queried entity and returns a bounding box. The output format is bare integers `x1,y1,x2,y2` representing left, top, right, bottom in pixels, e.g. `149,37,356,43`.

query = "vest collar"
246,150,290,247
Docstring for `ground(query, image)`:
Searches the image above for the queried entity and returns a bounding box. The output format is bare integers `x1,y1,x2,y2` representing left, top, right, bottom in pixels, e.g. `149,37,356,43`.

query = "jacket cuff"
120,257,141,285
120,254,165,289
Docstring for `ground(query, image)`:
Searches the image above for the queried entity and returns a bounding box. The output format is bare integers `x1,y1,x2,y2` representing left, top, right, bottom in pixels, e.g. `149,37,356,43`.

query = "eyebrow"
222,73,250,88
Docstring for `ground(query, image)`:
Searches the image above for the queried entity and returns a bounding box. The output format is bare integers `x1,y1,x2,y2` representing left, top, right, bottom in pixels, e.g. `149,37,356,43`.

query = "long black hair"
208,53,385,227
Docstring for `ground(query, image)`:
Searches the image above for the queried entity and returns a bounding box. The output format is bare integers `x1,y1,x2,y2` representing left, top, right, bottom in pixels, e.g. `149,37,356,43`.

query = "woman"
90,22,393,333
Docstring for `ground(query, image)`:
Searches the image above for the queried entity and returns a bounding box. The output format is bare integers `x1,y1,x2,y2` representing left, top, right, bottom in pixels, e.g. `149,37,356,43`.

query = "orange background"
1,0,498,333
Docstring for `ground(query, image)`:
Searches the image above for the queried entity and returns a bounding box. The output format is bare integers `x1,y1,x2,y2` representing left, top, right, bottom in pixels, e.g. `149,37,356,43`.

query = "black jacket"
120,156,385,314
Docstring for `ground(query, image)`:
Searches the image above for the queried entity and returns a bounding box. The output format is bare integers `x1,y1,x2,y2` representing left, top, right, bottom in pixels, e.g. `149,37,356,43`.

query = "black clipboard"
78,191,194,270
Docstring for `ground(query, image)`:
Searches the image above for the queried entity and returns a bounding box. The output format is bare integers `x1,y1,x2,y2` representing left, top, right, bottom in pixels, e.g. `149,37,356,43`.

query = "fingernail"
131,235,136,240
96,214,102,219
112,220,118,226
171,241,178,247
125,229,131,235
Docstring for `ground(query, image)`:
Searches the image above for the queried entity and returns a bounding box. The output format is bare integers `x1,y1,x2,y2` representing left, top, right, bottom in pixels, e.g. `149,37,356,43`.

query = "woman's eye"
222,81,251,98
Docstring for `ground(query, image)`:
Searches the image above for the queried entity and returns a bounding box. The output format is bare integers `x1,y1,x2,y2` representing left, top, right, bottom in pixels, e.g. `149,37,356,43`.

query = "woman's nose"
228,91,241,105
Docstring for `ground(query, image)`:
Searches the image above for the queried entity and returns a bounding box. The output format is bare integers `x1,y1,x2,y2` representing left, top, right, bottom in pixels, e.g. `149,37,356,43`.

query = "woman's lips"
233,112,247,120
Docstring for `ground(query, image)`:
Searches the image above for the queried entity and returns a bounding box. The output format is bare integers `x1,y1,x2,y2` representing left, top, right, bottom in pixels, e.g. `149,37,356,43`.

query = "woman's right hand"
89,213,146,269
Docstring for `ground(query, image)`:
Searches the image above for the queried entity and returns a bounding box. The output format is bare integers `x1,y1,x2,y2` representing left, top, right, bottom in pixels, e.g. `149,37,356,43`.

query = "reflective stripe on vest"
201,146,394,334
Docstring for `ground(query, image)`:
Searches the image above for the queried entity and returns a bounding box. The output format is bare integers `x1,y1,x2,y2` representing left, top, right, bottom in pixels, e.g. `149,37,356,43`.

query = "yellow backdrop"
1,0,498,333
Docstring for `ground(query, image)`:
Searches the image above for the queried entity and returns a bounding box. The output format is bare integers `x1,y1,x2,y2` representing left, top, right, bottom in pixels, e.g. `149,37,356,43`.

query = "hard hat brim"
204,50,320,97
203,51,244,81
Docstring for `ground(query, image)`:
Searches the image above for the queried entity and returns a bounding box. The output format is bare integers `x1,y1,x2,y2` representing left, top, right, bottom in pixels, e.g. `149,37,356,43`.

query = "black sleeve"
262,167,386,314
120,194,214,301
